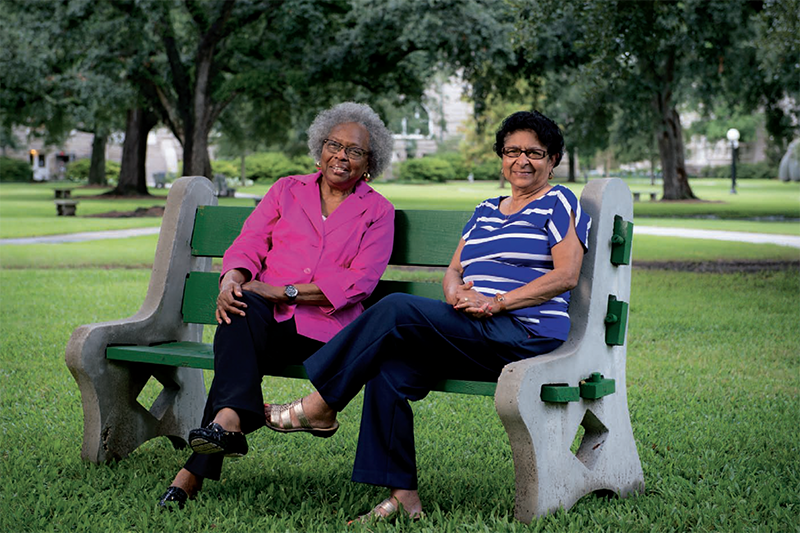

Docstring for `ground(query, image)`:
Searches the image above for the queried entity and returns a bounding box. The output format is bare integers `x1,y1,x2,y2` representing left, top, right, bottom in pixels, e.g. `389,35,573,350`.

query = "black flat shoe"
189,422,248,457
157,486,188,510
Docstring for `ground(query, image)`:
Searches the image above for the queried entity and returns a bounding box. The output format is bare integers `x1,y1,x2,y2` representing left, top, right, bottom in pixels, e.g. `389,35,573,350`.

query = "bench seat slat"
107,342,496,396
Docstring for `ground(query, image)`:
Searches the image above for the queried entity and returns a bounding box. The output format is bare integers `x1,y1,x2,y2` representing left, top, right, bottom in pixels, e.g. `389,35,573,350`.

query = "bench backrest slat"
390,210,471,266
191,206,253,257
190,206,472,265
183,206,472,325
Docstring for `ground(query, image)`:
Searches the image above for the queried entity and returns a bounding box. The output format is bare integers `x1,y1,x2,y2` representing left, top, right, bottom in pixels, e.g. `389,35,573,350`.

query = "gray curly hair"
307,102,394,178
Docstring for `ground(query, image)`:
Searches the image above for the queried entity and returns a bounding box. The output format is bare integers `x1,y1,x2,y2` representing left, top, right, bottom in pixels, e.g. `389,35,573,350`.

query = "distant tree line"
1,0,796,200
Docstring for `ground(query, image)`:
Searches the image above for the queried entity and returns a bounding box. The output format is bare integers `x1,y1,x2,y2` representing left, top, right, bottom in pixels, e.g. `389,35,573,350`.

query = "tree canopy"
2,0,796,198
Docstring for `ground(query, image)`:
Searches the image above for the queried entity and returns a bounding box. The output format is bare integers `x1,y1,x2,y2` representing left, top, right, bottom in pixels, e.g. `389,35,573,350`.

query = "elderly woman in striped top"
262,110,591,523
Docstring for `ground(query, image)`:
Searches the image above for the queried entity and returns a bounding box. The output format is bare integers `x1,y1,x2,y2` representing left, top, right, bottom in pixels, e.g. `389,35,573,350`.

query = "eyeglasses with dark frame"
502,147,548,160
323,139,369,161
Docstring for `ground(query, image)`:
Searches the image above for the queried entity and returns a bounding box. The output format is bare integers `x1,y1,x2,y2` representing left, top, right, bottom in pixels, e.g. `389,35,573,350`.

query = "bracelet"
493,294,506,312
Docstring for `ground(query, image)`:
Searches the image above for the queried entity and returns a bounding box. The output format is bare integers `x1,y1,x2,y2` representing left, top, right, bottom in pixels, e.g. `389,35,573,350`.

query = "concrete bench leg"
66,326,206,462
65,176,216,463
496,358,644,522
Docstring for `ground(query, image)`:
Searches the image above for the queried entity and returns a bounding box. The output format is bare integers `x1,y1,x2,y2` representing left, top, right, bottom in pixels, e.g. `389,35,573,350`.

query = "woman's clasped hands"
451,280,497,318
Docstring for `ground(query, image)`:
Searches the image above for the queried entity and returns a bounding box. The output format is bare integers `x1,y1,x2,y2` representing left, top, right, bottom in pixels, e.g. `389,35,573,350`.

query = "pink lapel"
322,178,372,234
289,173,324,237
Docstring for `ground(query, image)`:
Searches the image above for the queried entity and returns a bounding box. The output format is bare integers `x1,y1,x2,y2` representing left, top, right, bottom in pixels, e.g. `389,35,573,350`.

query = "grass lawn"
1,178,798,239
0,268,797,532
0,177,798,531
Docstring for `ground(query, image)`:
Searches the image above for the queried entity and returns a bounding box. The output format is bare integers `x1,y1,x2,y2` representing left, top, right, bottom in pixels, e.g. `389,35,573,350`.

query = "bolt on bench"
66,176,643,522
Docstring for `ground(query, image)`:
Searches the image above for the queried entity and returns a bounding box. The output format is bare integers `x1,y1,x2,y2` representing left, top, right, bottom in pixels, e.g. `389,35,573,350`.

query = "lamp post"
726,128,740,194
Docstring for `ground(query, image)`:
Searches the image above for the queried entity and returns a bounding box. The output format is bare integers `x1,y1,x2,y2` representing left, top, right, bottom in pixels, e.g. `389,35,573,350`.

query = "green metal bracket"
541,383,580,403
579,372,616,400
604,295,629,346
610,215,634,266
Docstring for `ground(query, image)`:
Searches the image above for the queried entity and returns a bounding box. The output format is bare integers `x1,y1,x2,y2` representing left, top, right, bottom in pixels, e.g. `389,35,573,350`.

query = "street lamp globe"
727,128,740,147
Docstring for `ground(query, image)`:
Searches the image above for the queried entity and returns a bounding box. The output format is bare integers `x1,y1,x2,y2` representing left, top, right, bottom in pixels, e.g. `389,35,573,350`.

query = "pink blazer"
222,172,394,342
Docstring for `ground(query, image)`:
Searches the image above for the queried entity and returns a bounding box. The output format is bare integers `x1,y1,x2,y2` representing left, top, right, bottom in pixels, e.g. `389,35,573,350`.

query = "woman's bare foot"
388,489,423,518
171,468,203,498
211,407,241,432
348,489,424,524
158,468,203,509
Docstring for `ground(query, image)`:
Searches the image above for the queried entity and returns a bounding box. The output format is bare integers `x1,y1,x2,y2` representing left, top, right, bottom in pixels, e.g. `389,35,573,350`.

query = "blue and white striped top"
460,185,591,341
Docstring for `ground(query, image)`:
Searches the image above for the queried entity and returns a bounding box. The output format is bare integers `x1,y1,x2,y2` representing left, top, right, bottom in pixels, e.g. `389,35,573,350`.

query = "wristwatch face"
285,285,299,300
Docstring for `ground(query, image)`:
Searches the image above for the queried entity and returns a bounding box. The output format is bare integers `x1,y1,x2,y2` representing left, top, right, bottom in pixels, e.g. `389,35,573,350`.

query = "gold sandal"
264,398,339,438
347,497,425,525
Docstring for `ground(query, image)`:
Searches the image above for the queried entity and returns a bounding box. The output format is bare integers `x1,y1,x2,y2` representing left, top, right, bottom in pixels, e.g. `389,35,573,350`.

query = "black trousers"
305,293,562,490
184,291,324,480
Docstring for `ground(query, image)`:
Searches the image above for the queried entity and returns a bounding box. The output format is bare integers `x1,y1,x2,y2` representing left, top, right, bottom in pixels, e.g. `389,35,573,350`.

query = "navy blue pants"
184,291,324,480
305,293,562,490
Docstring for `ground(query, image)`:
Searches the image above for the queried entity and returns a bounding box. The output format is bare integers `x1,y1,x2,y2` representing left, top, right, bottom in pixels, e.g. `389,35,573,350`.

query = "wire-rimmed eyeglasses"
323,139,369,161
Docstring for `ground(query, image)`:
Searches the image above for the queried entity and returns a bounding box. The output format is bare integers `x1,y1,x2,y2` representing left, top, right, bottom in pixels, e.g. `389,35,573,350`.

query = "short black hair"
493,111,564,167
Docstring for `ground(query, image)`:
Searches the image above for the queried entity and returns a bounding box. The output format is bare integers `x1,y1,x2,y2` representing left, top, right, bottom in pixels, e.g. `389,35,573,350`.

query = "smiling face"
319,122,370,192
501,129,558,194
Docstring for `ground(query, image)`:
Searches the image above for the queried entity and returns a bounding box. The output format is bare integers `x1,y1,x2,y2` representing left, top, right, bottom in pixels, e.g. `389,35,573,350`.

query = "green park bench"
66,176,644,522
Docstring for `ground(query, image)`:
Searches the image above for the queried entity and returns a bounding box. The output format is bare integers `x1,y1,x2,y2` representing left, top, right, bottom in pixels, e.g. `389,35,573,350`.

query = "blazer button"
303,268,311,274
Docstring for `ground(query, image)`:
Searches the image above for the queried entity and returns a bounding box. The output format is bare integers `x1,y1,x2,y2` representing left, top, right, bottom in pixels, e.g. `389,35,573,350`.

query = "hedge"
64,158,121,184
698,161,778,180
0,157,32,182
397,157,456,183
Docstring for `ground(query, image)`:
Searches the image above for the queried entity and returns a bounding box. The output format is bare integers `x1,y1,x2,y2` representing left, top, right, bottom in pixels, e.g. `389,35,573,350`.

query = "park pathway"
1,226,799,248
0,227,161,245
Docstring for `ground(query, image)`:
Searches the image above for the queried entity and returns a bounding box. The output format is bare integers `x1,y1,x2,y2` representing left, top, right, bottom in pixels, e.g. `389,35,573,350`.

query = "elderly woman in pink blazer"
158,102,395,510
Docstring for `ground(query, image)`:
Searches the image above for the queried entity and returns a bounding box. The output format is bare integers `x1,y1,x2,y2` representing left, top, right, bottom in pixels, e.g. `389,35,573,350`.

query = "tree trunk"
88,132,107,186
180,46,215,179
184,123,212,179
109,108,157,196
653,95,696,200
650,153,657,185
566,149,576,182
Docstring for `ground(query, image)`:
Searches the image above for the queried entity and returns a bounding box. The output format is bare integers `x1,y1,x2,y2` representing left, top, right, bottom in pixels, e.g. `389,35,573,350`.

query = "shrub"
64,158,121,184
246,152,313,182
699,161,777,180
211,159,240,180
471,159,501,181
739,162,777,180
397,157,455,183
435,152,470,180
0,156,32,182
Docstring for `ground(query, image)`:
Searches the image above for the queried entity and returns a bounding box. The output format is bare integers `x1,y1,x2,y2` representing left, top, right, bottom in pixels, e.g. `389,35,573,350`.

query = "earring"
315,161,321,169
363,171,371,182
